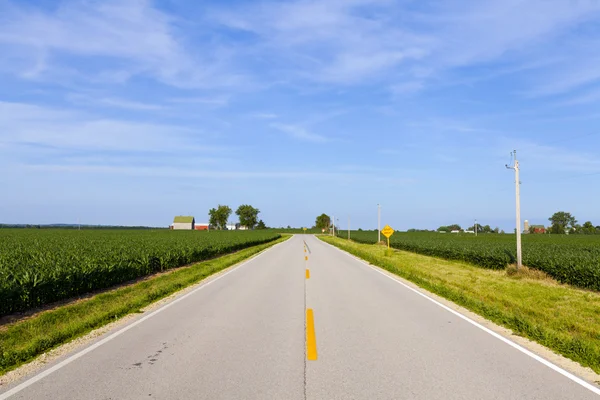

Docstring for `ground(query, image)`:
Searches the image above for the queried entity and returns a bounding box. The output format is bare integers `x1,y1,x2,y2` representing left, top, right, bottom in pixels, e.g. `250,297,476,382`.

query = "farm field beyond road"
0,229,280,317
341,231,600,291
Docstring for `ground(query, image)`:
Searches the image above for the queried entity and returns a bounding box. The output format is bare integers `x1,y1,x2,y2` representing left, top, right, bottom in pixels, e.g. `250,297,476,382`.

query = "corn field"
0,229,280,316
342,231,600,291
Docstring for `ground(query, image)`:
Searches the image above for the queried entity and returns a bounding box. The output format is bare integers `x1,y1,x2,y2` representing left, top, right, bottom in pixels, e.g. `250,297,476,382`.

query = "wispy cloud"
270,123,329,142
0,101,211,153
67,94,165,111
0,0,240,88
248,112,278,119
167,96,230,107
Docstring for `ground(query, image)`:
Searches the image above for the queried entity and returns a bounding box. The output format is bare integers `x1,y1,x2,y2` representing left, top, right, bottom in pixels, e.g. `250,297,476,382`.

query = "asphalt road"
2,235,599,399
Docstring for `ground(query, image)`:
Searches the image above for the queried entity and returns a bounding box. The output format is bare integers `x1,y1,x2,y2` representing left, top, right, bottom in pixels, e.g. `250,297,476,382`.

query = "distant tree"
467,223,486,232
582,221,595,234
256,220,267,230
437,226,450,232
315,214,331,231
493,227,500,234
549,211,577,234
236,204,260,229
448,224,462,231
500,229,505,234
208,205,232,230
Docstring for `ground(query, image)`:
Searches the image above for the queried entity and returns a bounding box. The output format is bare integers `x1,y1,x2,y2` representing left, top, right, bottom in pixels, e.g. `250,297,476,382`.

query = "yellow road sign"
381,225,394,238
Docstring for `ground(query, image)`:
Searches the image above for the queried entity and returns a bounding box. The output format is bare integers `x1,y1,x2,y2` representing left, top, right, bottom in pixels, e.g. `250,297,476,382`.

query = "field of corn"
0,229,280,317
341,231,600,291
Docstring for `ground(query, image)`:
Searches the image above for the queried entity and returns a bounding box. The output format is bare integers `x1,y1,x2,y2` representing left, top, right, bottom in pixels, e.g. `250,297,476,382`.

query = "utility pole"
332,215,335,237
377,204,381,243
348,216,350,240
506,150,522,269
475,219,477,237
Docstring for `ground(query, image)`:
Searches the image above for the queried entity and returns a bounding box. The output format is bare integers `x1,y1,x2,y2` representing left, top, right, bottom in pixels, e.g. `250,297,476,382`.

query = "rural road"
1,235,599,399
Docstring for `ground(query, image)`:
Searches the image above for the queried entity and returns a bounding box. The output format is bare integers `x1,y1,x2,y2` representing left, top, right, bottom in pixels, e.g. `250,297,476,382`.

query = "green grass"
0,236,288,375
321,236,600,374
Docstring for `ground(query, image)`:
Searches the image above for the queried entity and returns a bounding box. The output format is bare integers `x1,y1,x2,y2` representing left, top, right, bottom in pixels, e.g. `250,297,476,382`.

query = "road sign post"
381,225,395,249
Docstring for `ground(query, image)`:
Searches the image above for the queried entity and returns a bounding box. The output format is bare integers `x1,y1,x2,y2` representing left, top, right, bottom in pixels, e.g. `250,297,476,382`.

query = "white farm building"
172,216,195,230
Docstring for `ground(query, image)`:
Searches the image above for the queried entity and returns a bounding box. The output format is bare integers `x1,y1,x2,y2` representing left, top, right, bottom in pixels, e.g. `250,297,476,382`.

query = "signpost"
381,224,395,249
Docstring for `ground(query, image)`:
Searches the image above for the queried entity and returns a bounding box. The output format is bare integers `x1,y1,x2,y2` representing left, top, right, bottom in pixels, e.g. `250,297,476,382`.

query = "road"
1,235,599,399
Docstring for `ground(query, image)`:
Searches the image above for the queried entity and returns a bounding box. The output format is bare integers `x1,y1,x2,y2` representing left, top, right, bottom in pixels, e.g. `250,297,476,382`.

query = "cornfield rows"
0,229,280,316
341,231,600,291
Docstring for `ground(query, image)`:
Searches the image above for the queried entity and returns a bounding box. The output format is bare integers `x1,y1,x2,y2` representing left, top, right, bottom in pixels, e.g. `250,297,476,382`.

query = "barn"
172,216,195,230
195,223,210,231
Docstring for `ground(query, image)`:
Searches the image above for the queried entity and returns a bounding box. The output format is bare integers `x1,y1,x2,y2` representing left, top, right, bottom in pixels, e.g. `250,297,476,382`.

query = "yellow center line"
306,308,318,360
305,269,310,279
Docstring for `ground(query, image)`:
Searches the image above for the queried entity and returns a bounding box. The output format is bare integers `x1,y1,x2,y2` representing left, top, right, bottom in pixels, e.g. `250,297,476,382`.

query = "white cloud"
0,101,208,152
248,112,278,119
167,96,230,107
66,94,165,111
270,123,329,142
0,0,239,88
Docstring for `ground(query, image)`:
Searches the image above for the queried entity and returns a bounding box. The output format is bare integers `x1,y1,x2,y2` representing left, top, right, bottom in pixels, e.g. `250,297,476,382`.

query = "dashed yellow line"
306,269,310,279
306,308,318,360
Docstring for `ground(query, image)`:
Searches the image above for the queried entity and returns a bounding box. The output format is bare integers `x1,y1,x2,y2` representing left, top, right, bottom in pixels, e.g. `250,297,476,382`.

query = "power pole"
506,150,522,269
377,204,381,243
475,219,477,237
332,215,335,237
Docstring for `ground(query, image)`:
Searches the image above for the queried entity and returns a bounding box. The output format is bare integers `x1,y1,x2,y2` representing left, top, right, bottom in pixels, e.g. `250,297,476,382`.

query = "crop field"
341,231,600,291
0,229,280,316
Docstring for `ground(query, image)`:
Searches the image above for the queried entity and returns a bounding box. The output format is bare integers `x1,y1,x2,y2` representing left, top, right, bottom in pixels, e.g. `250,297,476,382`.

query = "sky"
1,0,600,230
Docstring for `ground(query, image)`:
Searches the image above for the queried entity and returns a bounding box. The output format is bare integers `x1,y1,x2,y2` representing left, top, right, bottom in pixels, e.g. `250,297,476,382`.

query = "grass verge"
321,236,600,374
0,235,289,375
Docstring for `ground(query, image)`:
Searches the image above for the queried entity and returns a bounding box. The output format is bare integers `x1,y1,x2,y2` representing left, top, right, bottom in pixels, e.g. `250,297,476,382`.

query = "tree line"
208,204,266,230
546,211,600,234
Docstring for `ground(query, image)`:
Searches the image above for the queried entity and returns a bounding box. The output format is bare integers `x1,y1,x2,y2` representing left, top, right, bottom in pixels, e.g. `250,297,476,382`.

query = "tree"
315,214,331,231
208,205,232,230
582,221,595,234
549,211,577,234
236,204,260,229
256,220,267,230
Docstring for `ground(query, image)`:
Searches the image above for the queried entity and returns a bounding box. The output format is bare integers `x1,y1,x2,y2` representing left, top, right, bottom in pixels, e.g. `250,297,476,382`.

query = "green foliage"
339,231,600,291
0,237,287,374
0,229,280,316
235,204,260,229
208,205,232,229
315,214,331,231
549,211,577,234
256,220,267,229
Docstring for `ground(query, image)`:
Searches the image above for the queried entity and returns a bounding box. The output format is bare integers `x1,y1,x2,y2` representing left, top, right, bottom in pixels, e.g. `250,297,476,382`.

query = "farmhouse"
531,225,546,234
172,216,195,230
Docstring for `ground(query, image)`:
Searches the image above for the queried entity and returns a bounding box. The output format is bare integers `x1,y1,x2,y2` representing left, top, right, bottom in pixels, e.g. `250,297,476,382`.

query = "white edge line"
0,239,288,400
321,239,600,397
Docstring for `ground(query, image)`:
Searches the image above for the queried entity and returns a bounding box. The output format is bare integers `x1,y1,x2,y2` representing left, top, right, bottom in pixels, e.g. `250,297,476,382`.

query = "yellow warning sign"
381,225,395,238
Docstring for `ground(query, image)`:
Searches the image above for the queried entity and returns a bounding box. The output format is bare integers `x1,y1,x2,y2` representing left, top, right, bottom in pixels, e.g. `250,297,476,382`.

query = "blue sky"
1,0,600,230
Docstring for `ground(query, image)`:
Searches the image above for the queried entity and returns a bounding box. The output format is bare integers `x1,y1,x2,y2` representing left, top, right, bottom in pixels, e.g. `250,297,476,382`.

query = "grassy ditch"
0,236,288,375
321,236,600,374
